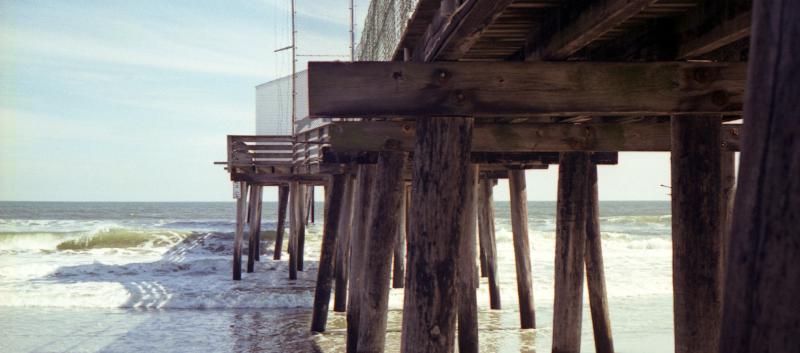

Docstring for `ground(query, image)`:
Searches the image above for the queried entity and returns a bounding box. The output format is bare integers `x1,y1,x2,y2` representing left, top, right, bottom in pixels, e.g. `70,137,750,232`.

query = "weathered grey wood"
289,181,305,280
679,11,751,59
416,0,515,61
585,164,614,353
356,151,406,353
401,117,474,353
720,151,736,270
233,182,249,281
392,182,407,289
334,174,355,312
509,169,535,329
246,185,261,273
671,116,723,353
478,179,501,310
552,152,590,353
298,185,307,271
274,185,289,260
478,237,487,278
457,165,479,353
720,1,800,350
253,185,264,261
308,61,746,118
326,121,742,153
530,0,657,60
346,165,376,353
311,174,346,333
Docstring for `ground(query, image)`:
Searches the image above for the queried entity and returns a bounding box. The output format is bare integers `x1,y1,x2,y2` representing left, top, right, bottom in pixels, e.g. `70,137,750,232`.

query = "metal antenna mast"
291,0,297,135
349,0,355,61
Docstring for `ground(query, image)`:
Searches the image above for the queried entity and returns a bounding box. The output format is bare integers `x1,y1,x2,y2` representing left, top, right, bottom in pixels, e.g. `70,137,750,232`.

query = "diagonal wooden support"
308,61,746,118
310,174,346,333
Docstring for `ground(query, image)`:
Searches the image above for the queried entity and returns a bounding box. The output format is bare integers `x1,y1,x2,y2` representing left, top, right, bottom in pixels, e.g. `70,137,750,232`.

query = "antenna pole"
349,0,355,61
291,0,297,135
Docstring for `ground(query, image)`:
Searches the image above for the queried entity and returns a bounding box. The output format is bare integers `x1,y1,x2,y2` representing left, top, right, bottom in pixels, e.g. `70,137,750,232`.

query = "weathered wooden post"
552,152,590,353
457,165,479,353
274,185,289,260
253,185,264,261
585,163,614,353
310,174,346,333
720,2,800,350
233,181,249,281
356,151,406,353
346,165,376,353
334,173,356,312
671,116,723,353
478,178,501,310
289,180,305,280
247,184,262,273
401,117,474,353
392,182,407,289
509,169,536,329
297,185,307,271
720,151,736,266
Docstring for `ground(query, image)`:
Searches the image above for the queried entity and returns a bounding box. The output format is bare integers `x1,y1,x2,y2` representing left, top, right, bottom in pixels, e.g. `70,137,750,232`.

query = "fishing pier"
219,0,798,352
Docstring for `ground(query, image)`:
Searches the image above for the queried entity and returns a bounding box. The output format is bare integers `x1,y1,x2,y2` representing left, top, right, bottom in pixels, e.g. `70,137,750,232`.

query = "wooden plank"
531,0,659,60
346,165,376,353
356,151,407,352
308,61,745,118
671,116,722,353
273,185,289,260
402,117,474,353
333,174,355,312
720,1,800,350
457,165,479,353
552,152,590,353
478,179,501,310
233,182,248,281
327,121,742,152
310,174,346,333
509,169,535,329
585,164,614,353
679,11,751,59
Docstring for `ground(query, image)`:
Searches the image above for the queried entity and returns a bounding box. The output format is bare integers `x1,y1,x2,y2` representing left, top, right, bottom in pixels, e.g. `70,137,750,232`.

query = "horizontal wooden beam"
679,11,751,59
326,121,741,152
308,61,746,118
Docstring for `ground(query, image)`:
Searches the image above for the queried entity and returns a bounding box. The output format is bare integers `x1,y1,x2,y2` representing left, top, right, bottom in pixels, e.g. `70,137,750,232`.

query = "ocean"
0,200,674,353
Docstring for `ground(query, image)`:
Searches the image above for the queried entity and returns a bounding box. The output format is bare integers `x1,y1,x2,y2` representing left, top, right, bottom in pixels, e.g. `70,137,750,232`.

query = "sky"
0,0,673,202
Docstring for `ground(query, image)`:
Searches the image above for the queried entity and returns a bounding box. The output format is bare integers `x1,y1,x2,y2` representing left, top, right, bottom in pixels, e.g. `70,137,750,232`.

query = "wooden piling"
392,182,407,289
289,181,305,280
334,174,355,312
552,152,590,353
274,185,289,260
478,178,501,310
297,185,307,271
508,169,536,329
253,185,264,261
584,163,614,353
479,240,488,278
356,151,406,353
457,165,479,353
720,2,800,349
310,174,346,333
401,117,474,353
233,181,249,281
247,184,262,273
346,165,376,353
720,151,735,267
671,116,722,353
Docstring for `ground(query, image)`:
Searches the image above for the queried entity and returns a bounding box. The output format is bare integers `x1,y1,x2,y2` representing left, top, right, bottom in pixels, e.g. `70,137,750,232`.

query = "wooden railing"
226,135,294,168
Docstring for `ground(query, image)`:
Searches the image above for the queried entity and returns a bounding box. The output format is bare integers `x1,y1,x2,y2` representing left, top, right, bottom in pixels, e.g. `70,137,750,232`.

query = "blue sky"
0,0,672,201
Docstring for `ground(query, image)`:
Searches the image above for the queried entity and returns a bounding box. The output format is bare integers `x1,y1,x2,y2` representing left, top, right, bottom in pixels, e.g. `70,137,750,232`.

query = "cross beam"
308,61,746,118
325,121,741,152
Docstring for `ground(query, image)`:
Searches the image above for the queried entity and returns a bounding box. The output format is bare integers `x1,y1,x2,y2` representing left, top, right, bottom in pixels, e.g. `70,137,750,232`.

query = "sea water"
0,201,674,352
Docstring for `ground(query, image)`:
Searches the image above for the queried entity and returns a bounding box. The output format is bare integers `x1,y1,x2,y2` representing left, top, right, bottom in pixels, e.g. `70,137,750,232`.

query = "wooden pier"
219,0,800,352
